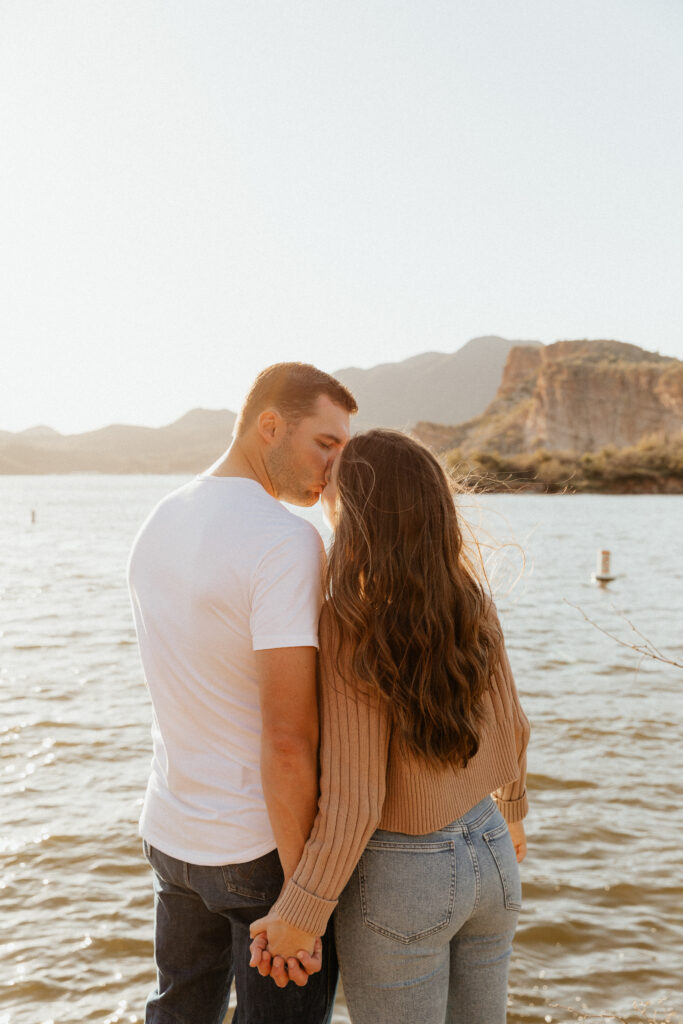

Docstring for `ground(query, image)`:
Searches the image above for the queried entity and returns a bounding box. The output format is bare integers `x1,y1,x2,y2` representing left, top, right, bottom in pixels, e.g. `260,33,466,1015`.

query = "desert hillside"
0,409,236,474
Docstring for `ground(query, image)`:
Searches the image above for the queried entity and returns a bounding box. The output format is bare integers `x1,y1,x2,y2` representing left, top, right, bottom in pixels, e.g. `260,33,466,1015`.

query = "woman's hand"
249,913,321,988
250,912,316,958
507,820,527,863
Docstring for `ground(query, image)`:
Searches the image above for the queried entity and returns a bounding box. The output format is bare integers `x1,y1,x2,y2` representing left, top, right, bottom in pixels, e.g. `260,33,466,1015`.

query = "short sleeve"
250,525,324,651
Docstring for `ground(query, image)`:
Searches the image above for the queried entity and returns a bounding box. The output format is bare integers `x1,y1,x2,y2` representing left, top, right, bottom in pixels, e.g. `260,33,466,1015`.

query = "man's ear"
256,408,282,444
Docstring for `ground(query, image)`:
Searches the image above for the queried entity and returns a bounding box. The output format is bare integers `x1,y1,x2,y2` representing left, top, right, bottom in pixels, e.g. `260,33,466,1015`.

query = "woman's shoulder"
481,592,505,638
318,601,347,676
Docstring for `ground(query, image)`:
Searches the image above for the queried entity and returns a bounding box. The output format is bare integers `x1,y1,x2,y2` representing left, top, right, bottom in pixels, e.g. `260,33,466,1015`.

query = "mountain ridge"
3,337,681,476
335,335,540,431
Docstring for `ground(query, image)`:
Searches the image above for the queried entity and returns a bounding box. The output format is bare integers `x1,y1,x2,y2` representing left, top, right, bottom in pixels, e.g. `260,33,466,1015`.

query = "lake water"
1,476,682,1024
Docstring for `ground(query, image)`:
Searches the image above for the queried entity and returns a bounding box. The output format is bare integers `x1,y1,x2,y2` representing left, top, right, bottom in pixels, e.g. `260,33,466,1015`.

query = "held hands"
248,819,527,989
507,820,527,863
250,911,316,959
249,912,322,988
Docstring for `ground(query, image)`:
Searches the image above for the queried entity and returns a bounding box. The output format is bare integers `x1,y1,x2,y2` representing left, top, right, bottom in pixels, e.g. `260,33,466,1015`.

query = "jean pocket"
358,838,456,943
483,822,522,911
222,848,283,902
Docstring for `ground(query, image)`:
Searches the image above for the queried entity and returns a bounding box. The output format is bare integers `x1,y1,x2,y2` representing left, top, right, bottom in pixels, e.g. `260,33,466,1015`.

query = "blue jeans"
334,797,521,1024
143,841,338,1024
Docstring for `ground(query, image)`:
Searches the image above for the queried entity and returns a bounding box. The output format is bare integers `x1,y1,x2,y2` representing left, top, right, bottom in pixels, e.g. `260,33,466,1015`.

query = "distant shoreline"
459,477,683,495
3,468,683,494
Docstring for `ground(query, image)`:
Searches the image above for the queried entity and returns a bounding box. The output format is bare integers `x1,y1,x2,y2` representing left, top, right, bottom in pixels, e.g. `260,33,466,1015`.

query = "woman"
252,429,530,1023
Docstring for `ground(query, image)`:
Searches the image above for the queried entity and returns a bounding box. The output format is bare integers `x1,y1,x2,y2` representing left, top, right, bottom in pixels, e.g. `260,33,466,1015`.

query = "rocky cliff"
415,340,683,455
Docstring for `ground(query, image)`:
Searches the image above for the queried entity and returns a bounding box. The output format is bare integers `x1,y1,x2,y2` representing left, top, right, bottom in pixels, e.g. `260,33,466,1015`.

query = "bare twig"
619,612,669,662
564,600,683,670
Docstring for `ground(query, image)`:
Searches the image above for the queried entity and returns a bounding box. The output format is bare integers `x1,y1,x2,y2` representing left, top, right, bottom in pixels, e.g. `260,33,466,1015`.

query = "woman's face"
321,453,341,531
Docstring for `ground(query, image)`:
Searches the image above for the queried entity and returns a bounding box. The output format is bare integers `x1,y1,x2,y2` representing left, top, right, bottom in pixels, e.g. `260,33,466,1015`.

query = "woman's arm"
489,614,530,851
507,820,527,862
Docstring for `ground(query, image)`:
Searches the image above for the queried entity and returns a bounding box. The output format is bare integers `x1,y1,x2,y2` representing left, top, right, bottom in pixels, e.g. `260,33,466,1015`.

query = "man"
128,363,357,1024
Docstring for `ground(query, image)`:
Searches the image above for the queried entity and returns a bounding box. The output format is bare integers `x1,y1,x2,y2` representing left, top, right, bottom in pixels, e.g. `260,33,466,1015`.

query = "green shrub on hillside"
445,436,683,493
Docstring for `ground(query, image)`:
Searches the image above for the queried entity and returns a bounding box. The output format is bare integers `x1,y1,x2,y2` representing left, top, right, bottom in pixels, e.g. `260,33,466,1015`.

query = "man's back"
128,474,324,865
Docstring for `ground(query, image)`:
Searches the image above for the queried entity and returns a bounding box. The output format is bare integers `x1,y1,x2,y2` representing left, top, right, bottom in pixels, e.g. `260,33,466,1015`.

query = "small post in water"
592,549,615,586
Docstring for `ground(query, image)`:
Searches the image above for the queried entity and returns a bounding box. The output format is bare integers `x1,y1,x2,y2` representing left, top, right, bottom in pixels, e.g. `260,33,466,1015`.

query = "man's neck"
206,439,277,498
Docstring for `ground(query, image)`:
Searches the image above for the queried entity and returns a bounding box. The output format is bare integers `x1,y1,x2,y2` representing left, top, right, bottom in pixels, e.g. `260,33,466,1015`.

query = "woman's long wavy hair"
325,429,501,768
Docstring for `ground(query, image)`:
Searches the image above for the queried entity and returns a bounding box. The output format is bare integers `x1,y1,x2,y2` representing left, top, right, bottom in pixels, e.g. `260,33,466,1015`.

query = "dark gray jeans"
143,841,338,1024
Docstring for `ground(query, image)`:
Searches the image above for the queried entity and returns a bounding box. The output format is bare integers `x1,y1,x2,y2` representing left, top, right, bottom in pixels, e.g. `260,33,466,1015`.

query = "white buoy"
591,549,615,586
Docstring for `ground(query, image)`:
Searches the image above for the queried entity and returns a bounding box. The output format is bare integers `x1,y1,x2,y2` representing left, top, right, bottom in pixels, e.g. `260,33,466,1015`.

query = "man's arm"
256,646,320,886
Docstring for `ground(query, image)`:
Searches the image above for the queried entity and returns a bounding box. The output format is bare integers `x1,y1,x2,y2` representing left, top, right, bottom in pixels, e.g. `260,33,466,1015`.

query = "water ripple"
2,484,682,1023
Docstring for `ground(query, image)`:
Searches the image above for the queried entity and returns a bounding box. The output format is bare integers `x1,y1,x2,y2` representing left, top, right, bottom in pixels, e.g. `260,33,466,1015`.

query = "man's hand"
250,912,316,958
507,820,527,863
249,925,323,988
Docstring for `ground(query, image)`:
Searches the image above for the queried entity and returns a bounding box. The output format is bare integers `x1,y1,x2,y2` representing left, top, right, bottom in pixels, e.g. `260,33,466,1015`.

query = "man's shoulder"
258,507,324,561
130,479,197,545
143,477,202,519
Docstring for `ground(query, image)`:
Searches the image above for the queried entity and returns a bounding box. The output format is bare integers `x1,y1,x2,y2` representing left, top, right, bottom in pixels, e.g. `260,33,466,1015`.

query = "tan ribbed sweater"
272,603,530,937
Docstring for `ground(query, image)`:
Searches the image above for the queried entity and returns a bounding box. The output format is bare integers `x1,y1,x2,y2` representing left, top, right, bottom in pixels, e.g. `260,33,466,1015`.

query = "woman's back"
253,429,530,1024
323,428,505,769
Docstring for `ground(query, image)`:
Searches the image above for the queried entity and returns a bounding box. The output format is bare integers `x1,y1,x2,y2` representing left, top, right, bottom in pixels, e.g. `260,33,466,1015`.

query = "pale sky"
2,0,682,434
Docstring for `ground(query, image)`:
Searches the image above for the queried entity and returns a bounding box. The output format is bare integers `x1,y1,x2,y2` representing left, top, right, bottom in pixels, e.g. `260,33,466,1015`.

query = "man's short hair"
234,362,358,436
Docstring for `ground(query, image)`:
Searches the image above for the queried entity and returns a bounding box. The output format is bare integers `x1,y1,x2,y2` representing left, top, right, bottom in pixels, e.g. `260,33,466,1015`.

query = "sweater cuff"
493,790,528,823
272,880,338,937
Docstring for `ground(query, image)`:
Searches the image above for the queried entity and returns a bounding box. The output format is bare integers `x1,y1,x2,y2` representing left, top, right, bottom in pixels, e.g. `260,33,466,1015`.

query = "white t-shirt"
128,476,324,865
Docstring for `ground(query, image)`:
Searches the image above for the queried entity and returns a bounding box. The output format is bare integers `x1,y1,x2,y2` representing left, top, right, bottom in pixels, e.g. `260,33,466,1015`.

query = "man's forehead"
308,394,352,442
